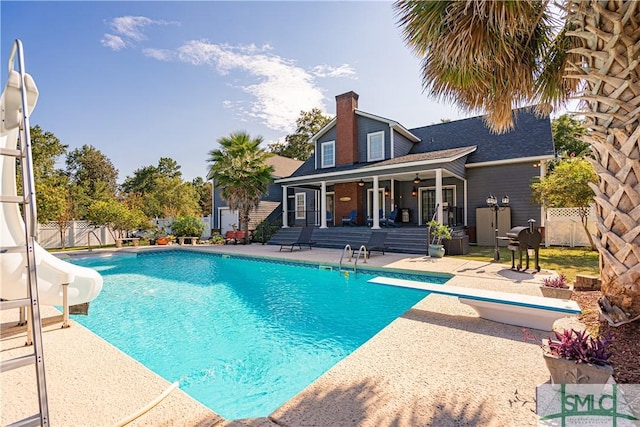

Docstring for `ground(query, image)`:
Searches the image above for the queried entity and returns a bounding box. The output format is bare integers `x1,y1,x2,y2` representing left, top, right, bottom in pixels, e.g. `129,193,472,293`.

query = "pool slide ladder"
0,39,49,426
338,244,367,273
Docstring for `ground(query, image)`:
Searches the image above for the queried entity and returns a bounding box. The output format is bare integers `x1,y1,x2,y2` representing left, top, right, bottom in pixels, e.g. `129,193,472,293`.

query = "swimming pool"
70,250,449,420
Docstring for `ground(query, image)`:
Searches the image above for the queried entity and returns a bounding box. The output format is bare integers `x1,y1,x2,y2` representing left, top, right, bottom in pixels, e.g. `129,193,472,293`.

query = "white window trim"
320,140,335,168
295,192,306,219
367,131,385,162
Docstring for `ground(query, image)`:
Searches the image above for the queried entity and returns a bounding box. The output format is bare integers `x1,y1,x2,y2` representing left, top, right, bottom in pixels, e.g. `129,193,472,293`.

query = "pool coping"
2,244,569,426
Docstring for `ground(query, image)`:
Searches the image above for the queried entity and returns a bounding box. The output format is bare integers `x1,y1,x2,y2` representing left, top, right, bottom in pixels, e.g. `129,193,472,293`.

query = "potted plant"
540,273,573,299
541,329,613,385
427,220,452,258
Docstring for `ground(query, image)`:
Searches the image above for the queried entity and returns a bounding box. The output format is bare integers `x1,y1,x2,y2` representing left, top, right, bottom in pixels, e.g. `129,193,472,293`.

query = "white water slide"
0,47,102,310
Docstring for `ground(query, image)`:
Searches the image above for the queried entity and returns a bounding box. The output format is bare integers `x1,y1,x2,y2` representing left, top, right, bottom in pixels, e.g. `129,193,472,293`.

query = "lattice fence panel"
545,206,597,247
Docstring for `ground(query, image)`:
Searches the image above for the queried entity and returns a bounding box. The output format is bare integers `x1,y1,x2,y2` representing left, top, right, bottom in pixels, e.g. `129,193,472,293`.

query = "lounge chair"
366,209,385,227
341,210,357,226
279,226,316,252
362,231,388,256
383,208,399,227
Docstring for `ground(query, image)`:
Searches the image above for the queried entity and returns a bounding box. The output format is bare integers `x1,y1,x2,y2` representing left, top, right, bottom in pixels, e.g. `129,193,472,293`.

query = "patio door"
326,192,335,225
420,187,455,225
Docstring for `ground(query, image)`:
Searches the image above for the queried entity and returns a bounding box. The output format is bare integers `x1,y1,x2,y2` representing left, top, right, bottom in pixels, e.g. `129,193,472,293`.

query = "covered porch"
277,147,475,231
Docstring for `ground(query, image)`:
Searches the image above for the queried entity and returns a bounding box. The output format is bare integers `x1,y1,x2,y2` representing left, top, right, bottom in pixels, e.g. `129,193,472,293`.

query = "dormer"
313,91,420,170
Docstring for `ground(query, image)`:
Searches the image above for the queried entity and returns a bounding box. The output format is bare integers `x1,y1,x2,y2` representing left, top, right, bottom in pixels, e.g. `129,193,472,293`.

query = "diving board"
368,277,581,331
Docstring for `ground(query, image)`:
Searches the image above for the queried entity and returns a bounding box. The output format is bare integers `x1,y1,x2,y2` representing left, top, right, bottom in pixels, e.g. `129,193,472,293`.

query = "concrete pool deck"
1,244,575,426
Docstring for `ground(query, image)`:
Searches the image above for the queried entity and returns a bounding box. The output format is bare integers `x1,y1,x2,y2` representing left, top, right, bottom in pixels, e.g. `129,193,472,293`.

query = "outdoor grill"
506,219,541,272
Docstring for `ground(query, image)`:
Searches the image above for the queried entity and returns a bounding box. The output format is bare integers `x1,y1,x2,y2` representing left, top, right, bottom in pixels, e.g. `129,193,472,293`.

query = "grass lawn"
453,245,599,282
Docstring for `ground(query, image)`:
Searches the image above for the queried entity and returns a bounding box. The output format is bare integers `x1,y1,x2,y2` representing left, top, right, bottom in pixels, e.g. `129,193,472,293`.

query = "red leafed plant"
542,273,569,289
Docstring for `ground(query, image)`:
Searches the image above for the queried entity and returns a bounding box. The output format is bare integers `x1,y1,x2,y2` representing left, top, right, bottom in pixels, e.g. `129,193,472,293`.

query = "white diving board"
369,276,582,331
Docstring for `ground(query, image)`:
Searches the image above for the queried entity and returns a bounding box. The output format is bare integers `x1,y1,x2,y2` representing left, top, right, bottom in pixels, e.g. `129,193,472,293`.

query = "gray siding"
444,157,467,178
316,126,337,169
393,131,414,158
466,163,541,228
357,116,390,163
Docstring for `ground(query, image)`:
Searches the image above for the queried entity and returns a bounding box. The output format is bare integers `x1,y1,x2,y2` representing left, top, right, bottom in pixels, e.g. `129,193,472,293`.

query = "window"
295,193,306,219
320,141,335,168
368,132,384,161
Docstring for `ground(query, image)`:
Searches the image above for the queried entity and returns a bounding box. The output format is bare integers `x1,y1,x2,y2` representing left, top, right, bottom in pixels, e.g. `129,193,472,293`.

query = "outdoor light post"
486,194,509,261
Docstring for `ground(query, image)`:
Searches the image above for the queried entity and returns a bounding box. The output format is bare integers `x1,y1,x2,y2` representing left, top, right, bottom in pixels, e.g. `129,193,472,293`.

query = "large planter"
542,342,613,385
156,237,169,245
429,244,445,258
540,286,573,299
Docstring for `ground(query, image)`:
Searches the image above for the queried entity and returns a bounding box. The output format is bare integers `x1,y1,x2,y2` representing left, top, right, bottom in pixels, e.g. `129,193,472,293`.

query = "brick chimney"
335,91,359,165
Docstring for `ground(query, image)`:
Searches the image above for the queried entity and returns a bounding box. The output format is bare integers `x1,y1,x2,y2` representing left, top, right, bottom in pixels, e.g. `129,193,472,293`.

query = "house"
274,91,555,245
211,154,303,235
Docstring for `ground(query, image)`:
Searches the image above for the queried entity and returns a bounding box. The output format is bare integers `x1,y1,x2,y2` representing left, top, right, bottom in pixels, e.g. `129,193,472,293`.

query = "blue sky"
2,1,479,182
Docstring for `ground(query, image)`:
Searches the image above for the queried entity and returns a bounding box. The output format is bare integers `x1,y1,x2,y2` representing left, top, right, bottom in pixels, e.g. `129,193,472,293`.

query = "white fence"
545,206,597,247
38,216,214,249
38,221,116,249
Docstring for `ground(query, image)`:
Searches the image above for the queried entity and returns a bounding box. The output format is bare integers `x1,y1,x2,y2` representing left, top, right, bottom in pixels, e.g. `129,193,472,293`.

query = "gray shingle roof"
286,106,554,179
364,146,476,168
408,107,554,163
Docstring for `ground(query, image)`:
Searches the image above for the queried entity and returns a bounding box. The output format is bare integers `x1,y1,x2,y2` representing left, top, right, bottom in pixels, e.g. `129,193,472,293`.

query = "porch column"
463,178,468,226
372,176,381,229
435,169,443,223
320,181,327,229
282,185,289,228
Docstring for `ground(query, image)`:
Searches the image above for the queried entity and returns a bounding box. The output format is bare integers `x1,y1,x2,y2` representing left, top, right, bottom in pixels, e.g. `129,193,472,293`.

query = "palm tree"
207,132,274,244
394,0,640,322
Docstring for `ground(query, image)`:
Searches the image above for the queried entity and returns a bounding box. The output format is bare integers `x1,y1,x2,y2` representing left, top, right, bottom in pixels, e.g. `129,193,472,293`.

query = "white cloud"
103,16,178,49
311,64,357,78
101,34,126,51
172,40,340,132
142,48,174,61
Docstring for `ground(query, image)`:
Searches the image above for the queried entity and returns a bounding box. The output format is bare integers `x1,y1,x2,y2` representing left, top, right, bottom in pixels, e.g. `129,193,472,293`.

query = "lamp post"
486,194,509,261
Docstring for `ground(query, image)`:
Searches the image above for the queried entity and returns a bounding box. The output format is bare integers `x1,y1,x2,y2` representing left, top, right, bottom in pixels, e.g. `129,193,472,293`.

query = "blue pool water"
70,250,447,419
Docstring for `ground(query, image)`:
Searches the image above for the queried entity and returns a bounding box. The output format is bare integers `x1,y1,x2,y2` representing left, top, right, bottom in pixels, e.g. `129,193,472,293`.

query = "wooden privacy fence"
544,206,597,248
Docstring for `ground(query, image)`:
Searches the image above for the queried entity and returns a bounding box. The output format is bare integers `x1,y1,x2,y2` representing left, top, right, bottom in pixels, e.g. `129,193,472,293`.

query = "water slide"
0,49,103,307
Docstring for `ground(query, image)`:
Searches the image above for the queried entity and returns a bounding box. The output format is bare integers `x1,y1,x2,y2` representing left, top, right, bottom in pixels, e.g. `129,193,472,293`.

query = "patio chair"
366,209,385,227
341,209,357,226
384,208,399,227
362,231,388,256
326,210,334,226
279,226,316,252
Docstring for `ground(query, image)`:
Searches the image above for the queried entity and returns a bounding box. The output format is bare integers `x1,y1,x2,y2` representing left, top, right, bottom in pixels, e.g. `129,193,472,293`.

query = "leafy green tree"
269,108,331,160
87,200,147,240
37,176,73,249
66,145,118,216
171,215,205,237
121,157,196,218
207,131,274,243
532,158,598,250
191,177,212,216
552,114,590,158
394,0,640,319
30,125,68,181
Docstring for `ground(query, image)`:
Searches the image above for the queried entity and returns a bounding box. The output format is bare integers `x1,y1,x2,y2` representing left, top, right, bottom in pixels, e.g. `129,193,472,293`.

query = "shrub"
543,273,569,289
171,216,205,237
544,329,612,366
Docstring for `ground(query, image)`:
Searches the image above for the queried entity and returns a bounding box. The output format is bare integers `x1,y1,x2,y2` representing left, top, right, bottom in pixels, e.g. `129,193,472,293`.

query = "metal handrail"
354,245,367,268
338,244,352,271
